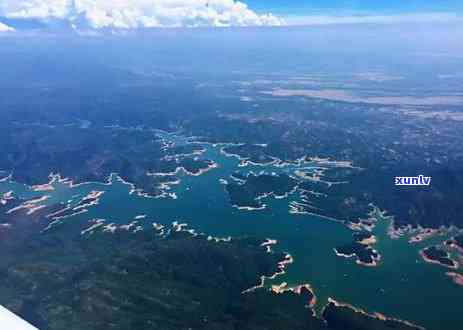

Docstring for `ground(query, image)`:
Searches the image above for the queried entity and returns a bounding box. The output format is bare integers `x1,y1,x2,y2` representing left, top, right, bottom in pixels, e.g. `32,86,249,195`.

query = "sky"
248,0,463,15
0,0,462,32
249,0,463,25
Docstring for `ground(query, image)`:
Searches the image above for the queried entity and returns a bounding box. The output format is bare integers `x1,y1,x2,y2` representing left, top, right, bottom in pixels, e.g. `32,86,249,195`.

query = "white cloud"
1,0,70,19
0,21,14,31
0,0,284,29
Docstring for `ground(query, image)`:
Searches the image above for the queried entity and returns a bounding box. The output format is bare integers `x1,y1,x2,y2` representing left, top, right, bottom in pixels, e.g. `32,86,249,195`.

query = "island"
225,172,298,210
335,231,381,266
420,246,458,269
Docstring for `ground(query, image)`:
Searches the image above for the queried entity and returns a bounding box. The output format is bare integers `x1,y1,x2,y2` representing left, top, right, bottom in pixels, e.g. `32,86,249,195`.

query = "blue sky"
247,0,463,15
243,0,463,26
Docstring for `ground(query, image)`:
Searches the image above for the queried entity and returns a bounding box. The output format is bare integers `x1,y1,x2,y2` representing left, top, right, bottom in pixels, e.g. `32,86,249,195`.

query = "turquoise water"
1,133,462,330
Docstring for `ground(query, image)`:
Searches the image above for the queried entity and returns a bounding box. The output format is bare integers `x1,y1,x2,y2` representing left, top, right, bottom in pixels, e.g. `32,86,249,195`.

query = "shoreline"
7,195,51,215
324,298,425,330
419,248,458,270
446,272,463,286
242,249,294,294
333,247,381,267
271,282,317,308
